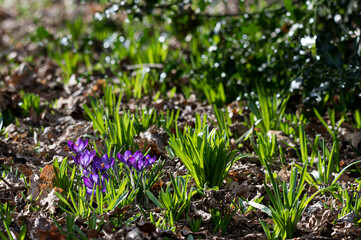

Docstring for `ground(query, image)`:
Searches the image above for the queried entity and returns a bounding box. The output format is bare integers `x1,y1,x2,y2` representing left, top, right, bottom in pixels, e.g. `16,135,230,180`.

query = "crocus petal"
83,169,91,176
91,173,99,183
123,150,132,159
93,154,113,172
81,139,88,151
102,173,109,180
76,138,82,146
127,156,137,167
72,154,81,165
133,150,143,161
147,156,156,166
134,159,145,172
117,153,125,163
93,156,103,172
83,177,94,189
109,157,115,168
101,154,109,164
76,138,83,150
81,150,95,169
68,140,76,152
86,188,95,195
68,138,88,153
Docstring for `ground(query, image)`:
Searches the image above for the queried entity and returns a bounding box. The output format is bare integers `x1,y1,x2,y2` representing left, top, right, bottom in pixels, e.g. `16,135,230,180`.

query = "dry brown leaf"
40,188,60,214
278,166,290,182
2,172,24,188
40,164,55,187
37,224,65,240
18,164,33,179
6,63,36,90
88,229,100,239
337,212,356,223
341,126,361,151
28,169,54,209
28,107,39,124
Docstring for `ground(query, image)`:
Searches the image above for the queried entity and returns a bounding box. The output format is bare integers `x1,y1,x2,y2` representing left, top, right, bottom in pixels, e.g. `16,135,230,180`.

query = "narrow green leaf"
248,201,272,216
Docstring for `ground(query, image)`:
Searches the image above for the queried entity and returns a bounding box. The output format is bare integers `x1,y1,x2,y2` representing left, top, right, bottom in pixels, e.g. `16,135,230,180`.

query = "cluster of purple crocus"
117,150,156,172
68,138,114,195
68,138,157,195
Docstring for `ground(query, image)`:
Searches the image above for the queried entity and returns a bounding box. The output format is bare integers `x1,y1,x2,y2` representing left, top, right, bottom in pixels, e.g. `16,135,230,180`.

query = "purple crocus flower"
83,164,96,176
68,138,88,154
93,154,114,173
133,154,156,171
83,173,106,195
117,150,157,172
117,150,138,168
134,158,146,172
72,154,82,165
79,150,96,169
144,154,156,167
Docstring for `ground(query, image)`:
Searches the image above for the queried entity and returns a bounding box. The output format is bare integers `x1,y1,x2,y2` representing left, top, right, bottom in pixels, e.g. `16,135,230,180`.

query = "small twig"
0,176,26,192
103,0,183,13
197,7,286,18
41,151,71,158
125,63,164,71
0,197,15,202
0,186,26,193
0,176,14,188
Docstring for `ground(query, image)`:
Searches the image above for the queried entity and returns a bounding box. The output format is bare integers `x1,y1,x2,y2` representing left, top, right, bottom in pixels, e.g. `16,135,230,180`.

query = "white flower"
300,36,317,48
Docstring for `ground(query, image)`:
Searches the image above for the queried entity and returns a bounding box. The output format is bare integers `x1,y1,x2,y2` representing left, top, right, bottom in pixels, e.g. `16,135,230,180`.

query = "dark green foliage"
28,0,360,109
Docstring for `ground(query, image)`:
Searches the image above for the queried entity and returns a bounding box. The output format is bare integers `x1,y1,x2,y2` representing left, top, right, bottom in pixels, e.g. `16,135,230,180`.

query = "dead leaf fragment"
40,164,55,187
337,212,356,223
28,172,54,208
2,172,24,188
6,63,36,90
88,229,99,239
37,224,65,240
341,127,361,151
40,188,60,214
18,164,33,179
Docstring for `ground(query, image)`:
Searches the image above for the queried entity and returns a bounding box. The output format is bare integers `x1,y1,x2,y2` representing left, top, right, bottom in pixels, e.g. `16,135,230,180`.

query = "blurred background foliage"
29,0,361,109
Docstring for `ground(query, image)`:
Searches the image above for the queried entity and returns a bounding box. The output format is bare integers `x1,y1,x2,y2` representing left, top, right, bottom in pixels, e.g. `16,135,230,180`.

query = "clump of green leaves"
55,175,134,218
0,203,26,240
213,106,232,138
19,92,43,117
167,114,247,189
186,215,202,233
251,132,278,166
248,85,290,134
53,51,79,84
314,108,344,172
84,96,137,153
147,174,197,228
336,182,361,225
250,162,333,239
199,80,226,107
53,157,76,192
312,140,336,186
210,208,235,235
